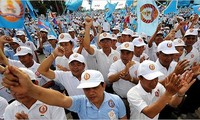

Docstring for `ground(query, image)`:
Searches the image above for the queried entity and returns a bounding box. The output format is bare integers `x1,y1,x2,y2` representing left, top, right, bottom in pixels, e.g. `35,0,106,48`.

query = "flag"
65,0,83,11
24,25,33,42
178,0,190,7
104,2,118,22
0,0,26,28
26,0,36,20
52,18,58,25
38,19,57,37
137,0,159,36
163,0,178,15
192,5,200,15
194,0,200,5
125,0,134,7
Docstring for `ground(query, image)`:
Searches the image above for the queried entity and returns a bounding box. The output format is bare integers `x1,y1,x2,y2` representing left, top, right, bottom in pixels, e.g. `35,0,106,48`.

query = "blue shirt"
4,48,19,60
68,92,126,119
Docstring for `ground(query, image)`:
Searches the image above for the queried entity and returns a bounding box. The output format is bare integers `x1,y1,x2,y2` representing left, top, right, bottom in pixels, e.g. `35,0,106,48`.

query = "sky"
82,0,127,10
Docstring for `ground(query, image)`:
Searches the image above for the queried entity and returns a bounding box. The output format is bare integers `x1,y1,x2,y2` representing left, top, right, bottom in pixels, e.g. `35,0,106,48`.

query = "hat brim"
143,71,164,80
14,53,29,56
162,50,179,54
77,82,101,89
68,59,85,64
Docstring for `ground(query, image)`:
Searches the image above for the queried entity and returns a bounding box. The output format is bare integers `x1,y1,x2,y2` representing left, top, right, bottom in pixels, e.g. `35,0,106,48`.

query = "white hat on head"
120,42,134,51
40,28,48,33
58,33,73,43
122,28,133,36
12,37,21,45
111,34,117,40
117,33,121,37
140,32,147,39
112,26,120,31
68,28,75,32
19,67,36,80
184,29,198,37
173,38,185,47
99,32,112,41
156,31,164,35
137,60,163,80
157,40,179,54
16,30,25,36
132,32,139,38
77,70,104,88
14,46,32,56
48,35,57,40
132,37,146,47
68,53,86,64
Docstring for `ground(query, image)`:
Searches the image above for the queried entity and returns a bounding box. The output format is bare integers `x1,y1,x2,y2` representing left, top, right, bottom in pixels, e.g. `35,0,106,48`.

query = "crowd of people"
0,7,200,120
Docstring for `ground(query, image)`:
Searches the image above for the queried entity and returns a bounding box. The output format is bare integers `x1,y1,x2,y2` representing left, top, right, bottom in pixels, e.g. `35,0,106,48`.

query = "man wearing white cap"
2,67,127,119
37,28,49,54
173,38,186,62
121,28,133,43
55,33,74,71
108,42,140,118
3,67,66,120
132,38,149,63
16,30,39,63
83,17,120,93
127,60,195,119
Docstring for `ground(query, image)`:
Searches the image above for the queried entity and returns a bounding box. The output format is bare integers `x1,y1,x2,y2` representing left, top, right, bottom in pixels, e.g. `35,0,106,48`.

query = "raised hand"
53,46,65,57
174,59,190,75
0,35,12,44
85,16,93,28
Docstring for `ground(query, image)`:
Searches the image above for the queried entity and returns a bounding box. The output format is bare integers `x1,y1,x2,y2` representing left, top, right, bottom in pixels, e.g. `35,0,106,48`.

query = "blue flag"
192,5,200,15
104,2,118,23
0,0,26,29
65,0,83,11
178,0,190,7
26,0,36,20
126,0,134,7
163,0,178,15
137,0,159,36
24,25,33,42
38,19,57,37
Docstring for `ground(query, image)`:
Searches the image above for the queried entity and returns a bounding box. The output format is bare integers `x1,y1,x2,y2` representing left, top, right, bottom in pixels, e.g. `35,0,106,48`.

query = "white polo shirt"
0,96,8,119
127,82,165,120
3,100,66,120
92,48,120,86
55,55,69,70
148,43,158,62
155,59,177,81
54,70,84,96
108,59,140,98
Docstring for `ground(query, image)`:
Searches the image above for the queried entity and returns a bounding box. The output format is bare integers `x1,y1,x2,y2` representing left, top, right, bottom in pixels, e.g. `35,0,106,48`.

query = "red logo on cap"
60,34,64,39
112,34,115,37
124,43,129,48
178,39,182,43
191,54,194,58
84,73,90,80
103,33,107,37
190,29,194,32
17,47,21,52
139,38,143,42
73,53,78,58
167,43,172,48
149,64,155,70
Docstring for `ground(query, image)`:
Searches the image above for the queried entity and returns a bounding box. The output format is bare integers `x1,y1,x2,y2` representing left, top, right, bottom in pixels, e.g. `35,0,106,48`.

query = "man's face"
59,42,73,54
157,52,174,68
140,77,158,92
69,61,85,77
18,54,33,68
134,46,145,57
120,50,134,65
99,39,112,50
185,35,197,46
83,83,105,105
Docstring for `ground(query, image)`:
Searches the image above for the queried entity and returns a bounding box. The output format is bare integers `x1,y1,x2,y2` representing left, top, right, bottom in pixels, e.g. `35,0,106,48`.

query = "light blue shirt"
68,92,126,119
4,48,18,60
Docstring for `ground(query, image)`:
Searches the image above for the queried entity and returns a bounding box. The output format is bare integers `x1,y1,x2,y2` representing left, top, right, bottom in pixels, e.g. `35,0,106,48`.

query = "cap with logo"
12,37,21,45
120,42,134,52
132,38,146,47
173,38,185,47
68,28,75,32
137,60,164,80
184,29,198,37
122,28,133,36
111,34,117,40
58,33,73,44
77,70,104,88
99,32,112,41
19,67,36,81
40,28,48,33
14,46,33,56
48,35,57,40
68,53,86,64
16,30,25,36
157,40,179,54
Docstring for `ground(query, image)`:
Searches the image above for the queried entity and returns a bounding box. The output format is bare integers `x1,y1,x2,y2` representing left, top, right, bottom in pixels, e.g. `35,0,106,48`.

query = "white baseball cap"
173,38,185,47
156,31,164,35
16,30,25,36
111,34,117,40
58,33,73,43
14,46,33,56
99,32,112,41
132,37,146,47
19,67,36,81
184,29,198,37
48,35,57,40
157,40,179,54
117,33,121,37
132,32,139,38
140,32,147,39
122,28,133,36
40,28,48,33
137,60,164,80
68,28,75,32
112,26,120,31
77,70,104,89
68,53,86,64
12,37,21,45
120,42,134,51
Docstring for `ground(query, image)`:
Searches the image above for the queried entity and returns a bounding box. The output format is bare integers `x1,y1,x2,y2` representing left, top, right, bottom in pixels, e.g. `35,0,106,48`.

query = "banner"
38,19,57,37
137,0,159,36
0,0,26,28
104,2,118,22
65,0,83,11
